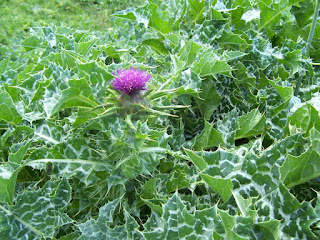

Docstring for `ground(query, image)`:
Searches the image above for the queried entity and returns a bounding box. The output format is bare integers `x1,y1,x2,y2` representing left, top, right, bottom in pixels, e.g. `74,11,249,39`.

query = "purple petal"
111,67,151,96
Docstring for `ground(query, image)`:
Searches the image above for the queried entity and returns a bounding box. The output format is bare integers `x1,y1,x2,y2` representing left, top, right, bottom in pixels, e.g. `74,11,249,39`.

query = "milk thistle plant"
112,67,151,113
89,66,183,121
102,66,185,118
2,0,320,239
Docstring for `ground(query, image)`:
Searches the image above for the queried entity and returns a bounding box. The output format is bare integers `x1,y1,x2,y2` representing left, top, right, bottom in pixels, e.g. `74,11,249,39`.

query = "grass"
0,0,145,46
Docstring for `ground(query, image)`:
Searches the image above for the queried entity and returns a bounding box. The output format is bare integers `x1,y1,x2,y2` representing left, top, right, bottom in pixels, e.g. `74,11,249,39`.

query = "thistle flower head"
112,67,151,96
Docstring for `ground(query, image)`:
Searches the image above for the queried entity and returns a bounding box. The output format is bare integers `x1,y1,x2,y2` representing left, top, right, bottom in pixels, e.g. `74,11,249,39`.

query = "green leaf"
74,40,97,57
0,141,32,204
165,169,190,192
233,62,256,88
184,148,207,171
0,178,72,239
200,174,233,202
280,128,320,188
192,120,225,150
78,198,128,240
266,100,291,140
143,193,222,239
255,220,281,240
44,77,99,118
216,109,238,147
21,36,40,51
8,140,32,164
188,0,205,22
149,3,174,34
279,50,303,74
141,179,157,199
292,0,315,38
254,184,318,239
170,54,186,73
113,7,149,27
177,40,202,69
0,87,22,124
218,210,250,240
142,39,168,55
259,0,302,39
118,147,166,179
177,69,202,95
236,109,266,139
124,209,145,240
53,50,81,69
57,232,80,240
0,162,20,204
78,61,113,85
223,51,248,61
191,48,232,77
232,193,256,218
195,78,221,119
269,78,294,102
142,199,164,216
286,103,320,136
216,26,249,48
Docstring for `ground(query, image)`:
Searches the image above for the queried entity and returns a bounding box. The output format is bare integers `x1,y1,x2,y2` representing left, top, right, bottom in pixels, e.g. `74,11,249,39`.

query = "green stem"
25,158,112,167
306,0,320,55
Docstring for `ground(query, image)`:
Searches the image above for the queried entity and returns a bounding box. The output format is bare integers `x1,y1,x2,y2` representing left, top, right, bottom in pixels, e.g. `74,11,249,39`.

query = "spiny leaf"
280,128,320,188
0,87,22,124
143,193,222,239
236,109,266,139
192,120,225,150
0,178,72,239
200,174,233,202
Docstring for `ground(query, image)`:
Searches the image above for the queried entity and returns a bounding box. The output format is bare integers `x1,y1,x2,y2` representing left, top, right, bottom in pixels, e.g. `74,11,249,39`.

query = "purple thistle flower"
112,67,151,96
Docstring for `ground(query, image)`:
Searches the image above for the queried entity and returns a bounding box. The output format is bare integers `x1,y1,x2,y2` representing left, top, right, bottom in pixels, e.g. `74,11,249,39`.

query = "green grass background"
0,0,145,45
